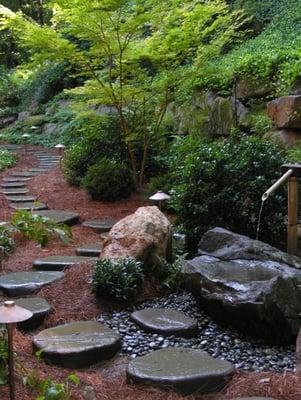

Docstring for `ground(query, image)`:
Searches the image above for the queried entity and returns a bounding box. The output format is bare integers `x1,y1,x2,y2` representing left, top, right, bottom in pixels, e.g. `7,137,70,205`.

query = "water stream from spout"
256,200,265,241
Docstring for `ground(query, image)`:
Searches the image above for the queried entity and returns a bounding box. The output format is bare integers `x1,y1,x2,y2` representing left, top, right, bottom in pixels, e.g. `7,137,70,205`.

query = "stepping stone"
33,210,80,226
76,243,102,257
0,271,64,296
11,171,39,177
10,202,48,211
5,195,37,203
0,188,29,195
14,297,52,330
28,168,51,173
3,176,31,182
33,255,95,271
0,222,18,233
1,182,27,188
131,308,198,337
230,398,277,400
126,348,234,395
82,219,119,233
33,321,121,368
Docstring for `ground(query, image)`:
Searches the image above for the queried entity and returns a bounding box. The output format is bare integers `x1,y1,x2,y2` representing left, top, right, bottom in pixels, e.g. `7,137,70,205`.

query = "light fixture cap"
149,190,170,201
22,133,30,138
55,144,66,149
0,300,33,324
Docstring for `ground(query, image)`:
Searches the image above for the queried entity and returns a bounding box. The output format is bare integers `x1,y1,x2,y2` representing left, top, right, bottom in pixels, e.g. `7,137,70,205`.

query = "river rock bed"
97,292,295,373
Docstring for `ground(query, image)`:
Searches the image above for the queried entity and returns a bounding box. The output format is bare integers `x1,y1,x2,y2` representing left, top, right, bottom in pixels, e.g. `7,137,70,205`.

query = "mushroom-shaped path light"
149,190,170,210
22,133,30,154
55,144,66,168
0,301,33,400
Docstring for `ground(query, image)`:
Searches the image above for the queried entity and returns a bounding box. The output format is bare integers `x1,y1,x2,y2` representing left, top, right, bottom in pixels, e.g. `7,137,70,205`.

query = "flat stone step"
82,218,119,233
33,255,95,271
127,348,234,395
1,182,27,188
0,222,18,233
230,398,277,400
14,297,52,330
0,188,29,195
0,271,64,296
3,177,31,182
5,195,37,203
10,202,48,211
76,243,102,257
28,168,51,173
33,321,121,368
11,171,40,177
131,308,198,337
32,210,80,226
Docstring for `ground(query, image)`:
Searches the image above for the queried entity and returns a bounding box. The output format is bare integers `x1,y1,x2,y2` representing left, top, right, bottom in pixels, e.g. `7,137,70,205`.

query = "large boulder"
267,95,301,128
264,129,301,149
182,228,301,344
101,206,171,265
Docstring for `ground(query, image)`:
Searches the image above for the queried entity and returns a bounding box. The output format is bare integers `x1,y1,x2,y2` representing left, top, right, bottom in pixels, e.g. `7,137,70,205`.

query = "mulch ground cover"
0,146,300,400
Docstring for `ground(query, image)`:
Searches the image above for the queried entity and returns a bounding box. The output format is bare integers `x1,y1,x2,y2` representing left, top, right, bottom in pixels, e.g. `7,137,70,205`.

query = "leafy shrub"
0,332,8,385
169,135,287,250
0,149,17,171
0,226,15,260
82,158,134,202
151,255,184,292
11,210,71,247
92,258,144,302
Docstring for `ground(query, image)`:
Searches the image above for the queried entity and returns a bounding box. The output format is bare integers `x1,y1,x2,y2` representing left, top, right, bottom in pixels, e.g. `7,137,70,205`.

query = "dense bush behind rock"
168,135,287,250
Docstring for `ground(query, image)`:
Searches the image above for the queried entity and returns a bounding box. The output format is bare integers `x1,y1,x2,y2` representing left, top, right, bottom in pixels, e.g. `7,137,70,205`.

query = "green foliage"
82,158,134,202
169,135,287,250
92,258,144,302
151,255,184,292
11,210,71,247
0,149,17,170
287,145,301,163
0,226,15,260
0,331,8,385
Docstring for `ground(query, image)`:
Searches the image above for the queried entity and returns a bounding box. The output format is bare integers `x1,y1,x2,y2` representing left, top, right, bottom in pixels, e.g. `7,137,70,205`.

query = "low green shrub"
151,255,184,292
82,158,134,202
0,332,8,385
92,258,144,302
169,134,287,250
0,226,15,260
11,210,71,247
0,149,17,171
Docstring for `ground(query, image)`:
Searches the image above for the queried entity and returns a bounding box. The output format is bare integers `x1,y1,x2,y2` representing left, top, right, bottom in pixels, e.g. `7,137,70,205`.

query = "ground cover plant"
0,149,17,170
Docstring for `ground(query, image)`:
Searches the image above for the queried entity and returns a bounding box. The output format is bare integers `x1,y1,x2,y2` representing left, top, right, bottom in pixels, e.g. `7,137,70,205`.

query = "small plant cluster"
11,210,71,247
92,258,144,302
0,149,17,171
0,225,15,261
0,331,8,385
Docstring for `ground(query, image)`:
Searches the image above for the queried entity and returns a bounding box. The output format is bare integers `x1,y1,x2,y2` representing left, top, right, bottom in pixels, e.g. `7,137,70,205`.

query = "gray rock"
5,195,37,203
183,228,301,344
10,202,48,211
82,218,119,233
42,123,58,135
1,182,27,188
127,348,234,394
0,271,64,296
131,308,198,337
0,188,29,195
15,297,52,329
3,177,31,182
32,210,80,226
76,243,102,257
18,111,31,121
33,321,121,368
33,255,96,271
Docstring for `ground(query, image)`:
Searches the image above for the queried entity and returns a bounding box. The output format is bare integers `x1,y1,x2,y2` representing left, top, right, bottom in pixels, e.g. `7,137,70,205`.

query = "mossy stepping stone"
11,171,39,177
3,176,31,182
0,271,64,296
127,348,234,395
33,321,121,368
76,243,102,257
0,188,29,195
14,297,52,330
1,182,27,188
10,202,48,211
33,210,80,226
33,255,95,271
5,195,37,203
82,219,119,232
131,308,198,337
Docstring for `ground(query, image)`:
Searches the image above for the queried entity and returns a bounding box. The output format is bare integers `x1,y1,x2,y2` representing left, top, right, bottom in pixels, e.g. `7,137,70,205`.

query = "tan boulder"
101,206,172,265
267,95,301,128
264,129,301,149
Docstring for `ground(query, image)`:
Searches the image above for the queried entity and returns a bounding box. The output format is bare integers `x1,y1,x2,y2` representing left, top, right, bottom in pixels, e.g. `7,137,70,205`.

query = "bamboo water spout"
261,169,293,201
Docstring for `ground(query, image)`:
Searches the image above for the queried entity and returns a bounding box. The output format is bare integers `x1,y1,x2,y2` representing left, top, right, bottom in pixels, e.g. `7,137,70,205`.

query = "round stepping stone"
5,195,37,203
14,297,52,330
33,255,95,271
3,176,31,182
1,182,27,188
82,219,119,233
131,308,198,337
127,348,234,395
76,243,102,257
0,271,64,296
10,202,48,211
33,321,121,368
0,188,29,195
33,210,80,226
